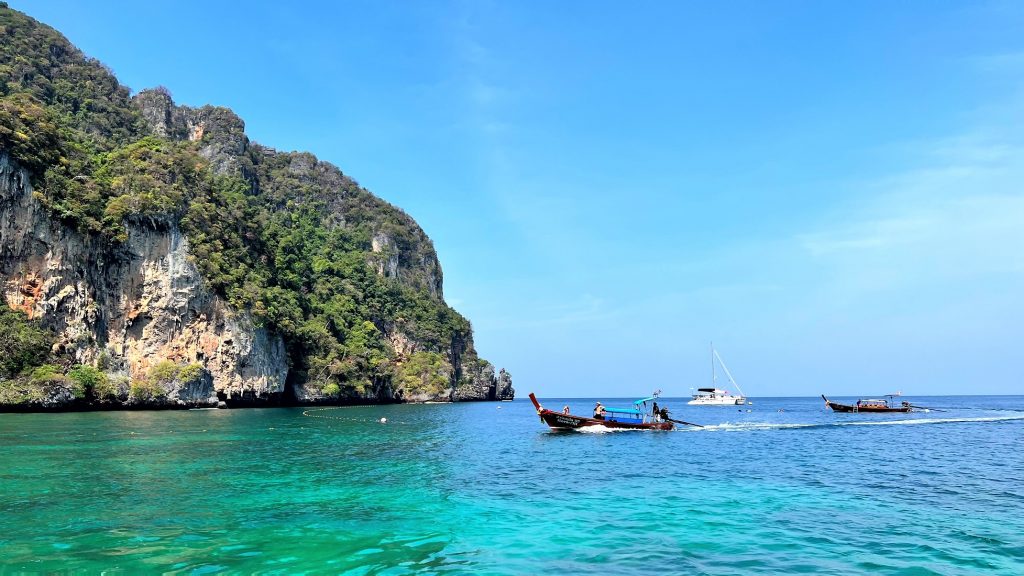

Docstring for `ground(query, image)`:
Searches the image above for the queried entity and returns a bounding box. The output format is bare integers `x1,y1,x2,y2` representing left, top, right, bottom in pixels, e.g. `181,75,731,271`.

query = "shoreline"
0,395,513,414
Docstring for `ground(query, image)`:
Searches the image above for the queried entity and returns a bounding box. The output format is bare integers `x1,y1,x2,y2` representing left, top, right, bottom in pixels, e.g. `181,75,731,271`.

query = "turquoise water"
1,396,1022,574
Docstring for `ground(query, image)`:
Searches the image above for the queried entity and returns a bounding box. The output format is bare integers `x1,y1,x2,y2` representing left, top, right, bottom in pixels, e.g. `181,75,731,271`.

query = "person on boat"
562,405,570,414
652,401,660,420
593,402,605,420
659,407,670,421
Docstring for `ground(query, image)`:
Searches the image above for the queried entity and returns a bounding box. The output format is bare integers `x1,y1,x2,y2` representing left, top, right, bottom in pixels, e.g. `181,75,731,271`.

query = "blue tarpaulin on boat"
633,397,656,405
606,416,643,423
605,407,645,415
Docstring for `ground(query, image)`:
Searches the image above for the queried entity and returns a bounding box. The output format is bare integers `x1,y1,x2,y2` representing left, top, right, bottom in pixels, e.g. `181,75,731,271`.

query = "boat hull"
822,395,911,413
529,394,674,431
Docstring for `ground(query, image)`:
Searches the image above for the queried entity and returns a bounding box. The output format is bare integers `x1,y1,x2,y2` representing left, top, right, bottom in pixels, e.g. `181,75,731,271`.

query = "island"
0,4,513,410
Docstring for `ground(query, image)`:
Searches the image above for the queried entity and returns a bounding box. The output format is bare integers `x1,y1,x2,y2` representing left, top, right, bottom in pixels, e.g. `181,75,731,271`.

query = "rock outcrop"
453,361,515,402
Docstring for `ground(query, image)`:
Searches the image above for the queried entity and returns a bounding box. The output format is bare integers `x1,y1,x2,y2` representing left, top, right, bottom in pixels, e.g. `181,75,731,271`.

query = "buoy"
379,417,387,424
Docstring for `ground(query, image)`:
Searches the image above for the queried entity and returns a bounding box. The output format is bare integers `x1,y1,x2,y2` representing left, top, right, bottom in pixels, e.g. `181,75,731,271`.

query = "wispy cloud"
796,136,1024,290
968,50,1024,74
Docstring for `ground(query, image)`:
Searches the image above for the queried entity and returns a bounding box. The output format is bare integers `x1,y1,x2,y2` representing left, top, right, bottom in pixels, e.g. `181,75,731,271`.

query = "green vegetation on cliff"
0,309,127,405
0,5,502,404
0,307,54,379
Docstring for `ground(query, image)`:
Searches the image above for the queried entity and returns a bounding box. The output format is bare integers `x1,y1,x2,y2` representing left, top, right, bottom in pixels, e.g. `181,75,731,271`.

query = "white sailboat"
688,345,748,406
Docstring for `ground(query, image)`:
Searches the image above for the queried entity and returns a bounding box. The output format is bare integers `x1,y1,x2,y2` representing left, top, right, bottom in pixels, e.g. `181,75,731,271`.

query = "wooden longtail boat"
822,394,911,413
529,393,675,431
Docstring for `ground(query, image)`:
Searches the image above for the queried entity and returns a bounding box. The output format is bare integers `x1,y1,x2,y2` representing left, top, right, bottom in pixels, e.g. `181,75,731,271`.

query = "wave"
690,415,1024,432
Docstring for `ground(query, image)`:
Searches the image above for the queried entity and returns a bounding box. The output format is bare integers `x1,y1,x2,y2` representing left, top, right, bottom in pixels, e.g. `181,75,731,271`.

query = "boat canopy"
605,407,645,416
697,388,728,393
633,397,657,405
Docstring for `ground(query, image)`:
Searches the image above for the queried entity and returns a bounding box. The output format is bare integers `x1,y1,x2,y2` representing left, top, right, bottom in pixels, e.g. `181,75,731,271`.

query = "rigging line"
713,348,745,398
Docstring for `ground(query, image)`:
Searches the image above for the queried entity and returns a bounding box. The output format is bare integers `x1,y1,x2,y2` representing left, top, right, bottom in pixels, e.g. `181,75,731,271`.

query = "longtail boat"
529,393,675,431
822,394,911,413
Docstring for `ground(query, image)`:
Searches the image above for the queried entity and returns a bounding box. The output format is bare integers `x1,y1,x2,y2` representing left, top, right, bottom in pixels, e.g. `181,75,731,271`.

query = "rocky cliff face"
0,152,289,407
132,88,444,299
134,88,254,180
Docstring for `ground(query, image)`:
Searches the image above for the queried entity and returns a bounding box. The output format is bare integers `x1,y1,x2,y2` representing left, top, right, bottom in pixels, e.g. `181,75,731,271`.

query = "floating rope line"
301,406,403,424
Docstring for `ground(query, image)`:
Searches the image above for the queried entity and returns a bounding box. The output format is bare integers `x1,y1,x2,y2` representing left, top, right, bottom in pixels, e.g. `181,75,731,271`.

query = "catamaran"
688,345,748,406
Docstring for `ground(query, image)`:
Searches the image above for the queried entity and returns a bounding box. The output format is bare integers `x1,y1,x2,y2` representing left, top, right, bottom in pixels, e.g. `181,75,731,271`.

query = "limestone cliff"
131,87,444,299
0,152,288,407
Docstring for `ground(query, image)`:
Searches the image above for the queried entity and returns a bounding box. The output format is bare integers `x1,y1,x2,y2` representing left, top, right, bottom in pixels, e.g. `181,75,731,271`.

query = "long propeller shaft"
666,417,704,428
909,404,947,412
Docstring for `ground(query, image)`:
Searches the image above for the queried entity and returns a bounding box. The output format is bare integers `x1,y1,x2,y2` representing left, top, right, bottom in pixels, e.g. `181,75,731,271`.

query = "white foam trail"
576,424,641,433
697,422,817,432
692,415,1024,432
843,415,1024,426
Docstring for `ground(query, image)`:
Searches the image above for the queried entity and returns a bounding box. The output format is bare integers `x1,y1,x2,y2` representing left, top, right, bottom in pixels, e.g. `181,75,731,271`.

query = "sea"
1,395,1022,574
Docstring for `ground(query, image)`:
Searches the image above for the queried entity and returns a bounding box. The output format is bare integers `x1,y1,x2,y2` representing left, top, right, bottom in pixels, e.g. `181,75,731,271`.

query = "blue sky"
13,1,1023,397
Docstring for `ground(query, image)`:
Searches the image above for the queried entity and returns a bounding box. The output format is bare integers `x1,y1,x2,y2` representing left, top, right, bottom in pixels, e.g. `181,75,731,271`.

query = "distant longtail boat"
822,394,911,413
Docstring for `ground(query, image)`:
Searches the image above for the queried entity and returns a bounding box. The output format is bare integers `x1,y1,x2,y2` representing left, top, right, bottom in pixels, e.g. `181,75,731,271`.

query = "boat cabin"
603,406,645,424
603,396,660,424
694,388,729,397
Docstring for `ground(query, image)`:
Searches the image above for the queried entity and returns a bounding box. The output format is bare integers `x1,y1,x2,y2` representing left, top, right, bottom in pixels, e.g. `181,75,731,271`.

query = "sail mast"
713,349,746,398
711,341,716,387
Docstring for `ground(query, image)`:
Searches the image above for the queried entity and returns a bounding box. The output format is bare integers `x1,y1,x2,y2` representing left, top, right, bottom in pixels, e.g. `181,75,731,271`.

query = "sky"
12,0,1023,397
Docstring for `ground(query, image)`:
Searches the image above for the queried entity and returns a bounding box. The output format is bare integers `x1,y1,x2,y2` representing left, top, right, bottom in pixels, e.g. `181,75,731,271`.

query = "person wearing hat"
593,402,606,420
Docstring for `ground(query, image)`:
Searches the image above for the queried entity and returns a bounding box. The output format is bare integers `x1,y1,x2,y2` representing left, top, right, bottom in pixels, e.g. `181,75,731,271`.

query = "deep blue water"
1,395,1022,574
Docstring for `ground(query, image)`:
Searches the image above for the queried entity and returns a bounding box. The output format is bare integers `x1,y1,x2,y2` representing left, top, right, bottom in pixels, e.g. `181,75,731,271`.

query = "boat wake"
687,415,1024,432
576,424,651,433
